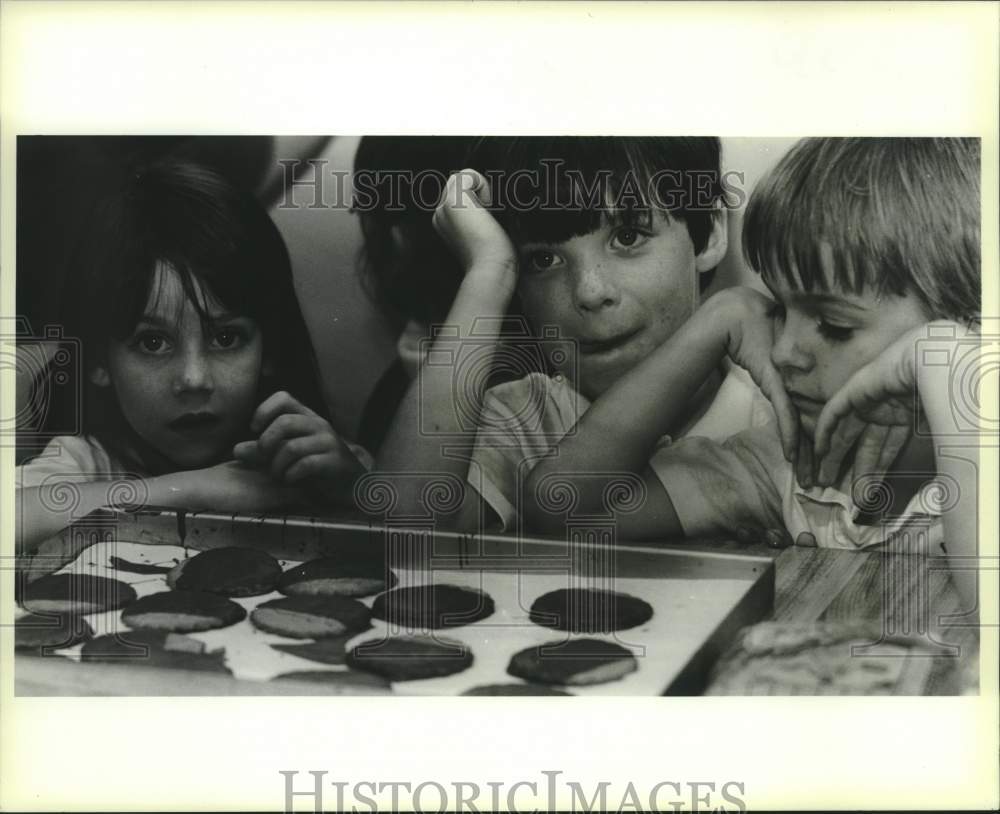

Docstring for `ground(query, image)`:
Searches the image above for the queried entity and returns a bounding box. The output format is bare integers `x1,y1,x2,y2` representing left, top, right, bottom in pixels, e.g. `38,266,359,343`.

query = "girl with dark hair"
17,159,369,552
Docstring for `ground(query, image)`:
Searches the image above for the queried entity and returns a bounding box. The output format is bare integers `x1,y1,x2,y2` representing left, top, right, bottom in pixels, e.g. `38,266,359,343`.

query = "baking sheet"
16,529,772,695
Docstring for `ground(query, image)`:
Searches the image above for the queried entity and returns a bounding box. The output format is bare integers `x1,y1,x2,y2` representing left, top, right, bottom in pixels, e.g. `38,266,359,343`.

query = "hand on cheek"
811,328,923,489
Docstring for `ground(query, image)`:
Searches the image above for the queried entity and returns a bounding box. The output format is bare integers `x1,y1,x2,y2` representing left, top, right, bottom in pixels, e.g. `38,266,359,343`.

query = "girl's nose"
574,262,618,312
174,349,214,394
770,316,813,373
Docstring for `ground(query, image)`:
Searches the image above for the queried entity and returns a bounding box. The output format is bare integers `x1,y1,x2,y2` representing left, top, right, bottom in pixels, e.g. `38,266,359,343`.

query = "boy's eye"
816,320,855,342
524,250,562,273
133,332,172,354
610,226,649,251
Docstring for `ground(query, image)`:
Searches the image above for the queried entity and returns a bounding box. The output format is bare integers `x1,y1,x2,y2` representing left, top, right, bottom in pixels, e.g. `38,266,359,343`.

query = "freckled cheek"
519,281,571,333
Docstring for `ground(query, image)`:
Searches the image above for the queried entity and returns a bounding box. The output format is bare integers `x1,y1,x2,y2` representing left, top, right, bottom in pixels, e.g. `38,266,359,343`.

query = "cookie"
507,639,637,686
529,588,653,633
21,574,137,615
277,556,397,598
166,547,281,597
370,585,494,630
121,590,247,632
15,613,94,653
80,630,230,674
347,635,472,681
462,683,572,696
250,596,371,639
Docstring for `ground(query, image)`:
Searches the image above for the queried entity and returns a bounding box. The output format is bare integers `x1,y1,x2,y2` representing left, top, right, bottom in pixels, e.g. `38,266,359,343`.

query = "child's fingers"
250,391,316,434
232,440,265,466
257,413,326,458
269,434,342,481
848,424,891,491
815,412,866,487
283,452,353,485
795,432,814,490
755,364,799,462
874,424,911,477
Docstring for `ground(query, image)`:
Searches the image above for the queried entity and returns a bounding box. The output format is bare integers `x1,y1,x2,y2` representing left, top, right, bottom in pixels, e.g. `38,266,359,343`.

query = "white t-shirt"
16,433,374,491
653,424,945,551
469,361,776,531
16,435,134,490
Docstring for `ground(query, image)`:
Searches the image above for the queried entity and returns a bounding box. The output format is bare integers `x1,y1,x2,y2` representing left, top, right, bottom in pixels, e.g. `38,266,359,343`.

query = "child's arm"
813,321,981,609
373,170,519,529
16,462,300,555
233,390,369,506
523,287,798,537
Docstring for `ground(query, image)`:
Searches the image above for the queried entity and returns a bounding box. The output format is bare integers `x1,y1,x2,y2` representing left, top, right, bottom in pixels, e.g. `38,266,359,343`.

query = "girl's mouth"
168,412,222,431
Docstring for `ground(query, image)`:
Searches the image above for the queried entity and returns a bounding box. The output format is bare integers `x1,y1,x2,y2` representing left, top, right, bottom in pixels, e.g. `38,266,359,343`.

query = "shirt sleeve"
649,426,787,538
469,374,583,531
15,436,113,490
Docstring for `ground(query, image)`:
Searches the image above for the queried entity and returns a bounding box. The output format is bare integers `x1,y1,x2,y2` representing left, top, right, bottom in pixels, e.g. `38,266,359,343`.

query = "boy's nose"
574,263,618,312
174,349,214,394
770,318,812,373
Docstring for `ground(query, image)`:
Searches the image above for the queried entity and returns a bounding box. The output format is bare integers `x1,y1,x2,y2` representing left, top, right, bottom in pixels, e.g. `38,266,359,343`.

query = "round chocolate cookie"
81,630,231,673
166,547,281,597
274,669,392,691
21,574,137,615
347,635,472,681
462,683,572,696
250,596,371,639
529,588,653,633
507,639,638,686
278,556,397,598
370,584,494,630
121,590,246,632
15,613,94,653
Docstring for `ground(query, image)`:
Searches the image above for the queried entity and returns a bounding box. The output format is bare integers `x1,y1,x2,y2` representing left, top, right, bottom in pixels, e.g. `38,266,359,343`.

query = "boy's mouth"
577,328,642,356
169,412,222,431
787,391,825,414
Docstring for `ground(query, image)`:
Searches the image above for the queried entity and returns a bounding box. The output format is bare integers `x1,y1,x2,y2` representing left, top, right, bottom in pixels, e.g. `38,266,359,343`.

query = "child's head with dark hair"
61,158,326,473
470,136,724,258
743,137,981,436
354,136,478,328
464,136,730,399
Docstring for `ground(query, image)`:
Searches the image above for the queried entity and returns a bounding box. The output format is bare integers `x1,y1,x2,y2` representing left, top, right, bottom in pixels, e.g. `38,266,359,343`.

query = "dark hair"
60,158,327,471
743,138,981,321
354,136,479,329
466,136,724,266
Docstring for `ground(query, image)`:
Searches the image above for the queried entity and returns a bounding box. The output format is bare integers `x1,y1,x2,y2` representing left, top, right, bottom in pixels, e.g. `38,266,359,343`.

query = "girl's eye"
524,250,562,273
766,302,787,321
611,227,649,250
817,320,855,342
134,332,171,354
212,327,247,349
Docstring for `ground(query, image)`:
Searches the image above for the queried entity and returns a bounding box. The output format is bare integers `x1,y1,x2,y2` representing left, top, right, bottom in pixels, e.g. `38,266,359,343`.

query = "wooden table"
681,538,979,694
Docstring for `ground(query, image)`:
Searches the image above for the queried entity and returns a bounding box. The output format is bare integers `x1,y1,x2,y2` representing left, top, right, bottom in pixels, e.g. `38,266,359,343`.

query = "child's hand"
706,286,799,462
812,325,926,487
433,169,517,292
233,391,365,499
